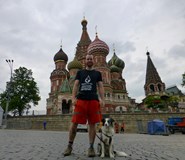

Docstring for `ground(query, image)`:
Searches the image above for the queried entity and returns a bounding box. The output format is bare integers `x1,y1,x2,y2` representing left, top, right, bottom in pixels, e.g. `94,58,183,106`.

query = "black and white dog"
97,118,128,158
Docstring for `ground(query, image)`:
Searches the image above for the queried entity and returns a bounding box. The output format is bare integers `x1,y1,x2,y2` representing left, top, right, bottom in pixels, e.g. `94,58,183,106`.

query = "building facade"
46,18,133,115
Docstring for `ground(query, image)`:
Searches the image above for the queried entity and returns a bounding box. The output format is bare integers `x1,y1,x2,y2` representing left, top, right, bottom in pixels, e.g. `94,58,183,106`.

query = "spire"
144,51,165,96
79,17,91,45
75,18,92,68
145,52,162,84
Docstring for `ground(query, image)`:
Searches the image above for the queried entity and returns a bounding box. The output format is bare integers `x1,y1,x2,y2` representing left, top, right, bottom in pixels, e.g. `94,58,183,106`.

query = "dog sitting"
97,118,128,158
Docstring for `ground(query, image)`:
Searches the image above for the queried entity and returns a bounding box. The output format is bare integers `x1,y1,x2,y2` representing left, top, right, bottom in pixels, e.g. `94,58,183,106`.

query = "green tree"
0,67,41,116
144,95,164,109
144,95,179,112
182,72,185,87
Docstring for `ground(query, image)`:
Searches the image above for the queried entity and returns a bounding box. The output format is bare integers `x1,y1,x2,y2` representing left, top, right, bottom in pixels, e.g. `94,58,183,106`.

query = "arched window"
149,84,155,92
158,84,162,91
107,93,110,98
62,99,70,114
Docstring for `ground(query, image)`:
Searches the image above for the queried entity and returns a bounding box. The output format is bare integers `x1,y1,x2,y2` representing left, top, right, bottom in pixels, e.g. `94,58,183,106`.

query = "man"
63,54,105,157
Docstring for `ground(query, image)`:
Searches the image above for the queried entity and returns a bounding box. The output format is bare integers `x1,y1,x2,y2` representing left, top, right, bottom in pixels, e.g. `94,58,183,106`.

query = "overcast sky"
0,0,185,113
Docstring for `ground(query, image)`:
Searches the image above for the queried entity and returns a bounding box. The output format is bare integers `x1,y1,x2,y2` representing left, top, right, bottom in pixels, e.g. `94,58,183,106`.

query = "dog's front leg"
109,142,115,158
100,141,105,158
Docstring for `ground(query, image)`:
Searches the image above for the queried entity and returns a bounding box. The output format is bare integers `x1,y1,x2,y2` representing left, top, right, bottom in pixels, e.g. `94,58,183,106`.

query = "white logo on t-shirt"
81,75,92,91
85,75,91,83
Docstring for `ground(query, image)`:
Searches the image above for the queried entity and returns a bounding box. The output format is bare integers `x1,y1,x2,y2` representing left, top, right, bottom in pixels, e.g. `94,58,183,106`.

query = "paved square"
0,129,184,160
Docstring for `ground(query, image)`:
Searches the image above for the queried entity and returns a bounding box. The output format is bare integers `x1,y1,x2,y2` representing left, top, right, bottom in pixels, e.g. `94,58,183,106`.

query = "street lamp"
4,59,14,128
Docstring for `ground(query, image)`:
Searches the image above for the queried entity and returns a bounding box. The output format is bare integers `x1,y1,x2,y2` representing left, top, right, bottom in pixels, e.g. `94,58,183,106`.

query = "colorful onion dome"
108,52,125,69
67,57,83,70
110,64,120,73
54,47,68,62
87,35,109,55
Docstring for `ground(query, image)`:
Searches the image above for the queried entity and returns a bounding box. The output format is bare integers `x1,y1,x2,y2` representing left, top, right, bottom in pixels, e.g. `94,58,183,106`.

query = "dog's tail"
114,150,128,157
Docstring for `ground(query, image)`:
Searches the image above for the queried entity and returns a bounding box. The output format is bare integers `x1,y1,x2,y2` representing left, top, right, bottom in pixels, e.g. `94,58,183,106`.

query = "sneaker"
88,148,95,157
63,146,72,156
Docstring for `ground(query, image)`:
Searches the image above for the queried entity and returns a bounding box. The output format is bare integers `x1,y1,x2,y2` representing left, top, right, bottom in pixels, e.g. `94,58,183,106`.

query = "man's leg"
89,124,96,145
88,124,96,157
69,122,78,142
87,100,101,157
63,123,78,156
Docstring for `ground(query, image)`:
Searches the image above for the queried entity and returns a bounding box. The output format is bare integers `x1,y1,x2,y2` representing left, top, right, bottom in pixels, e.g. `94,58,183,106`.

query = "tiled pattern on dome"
87,36,109,55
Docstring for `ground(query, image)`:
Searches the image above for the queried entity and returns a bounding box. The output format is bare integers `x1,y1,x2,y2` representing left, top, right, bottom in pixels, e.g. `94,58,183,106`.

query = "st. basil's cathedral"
46,17,185,115
46,18,135,115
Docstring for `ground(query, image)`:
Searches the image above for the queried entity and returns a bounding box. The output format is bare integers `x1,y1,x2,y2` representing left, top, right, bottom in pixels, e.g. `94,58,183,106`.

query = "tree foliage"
144,95,179,111
0,67,41,116
144,95,164,109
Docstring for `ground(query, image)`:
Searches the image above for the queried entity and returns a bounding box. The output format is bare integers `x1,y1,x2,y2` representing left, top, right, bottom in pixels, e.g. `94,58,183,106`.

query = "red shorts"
72,99,102,124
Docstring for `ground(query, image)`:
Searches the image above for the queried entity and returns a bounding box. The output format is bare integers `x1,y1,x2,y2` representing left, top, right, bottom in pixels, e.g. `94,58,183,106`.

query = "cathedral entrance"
62,99,71,114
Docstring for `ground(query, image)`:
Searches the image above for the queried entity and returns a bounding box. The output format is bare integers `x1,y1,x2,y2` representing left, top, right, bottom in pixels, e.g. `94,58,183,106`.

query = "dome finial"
83,12,85,20
95,25,98,37
146,46,148,52
146,46,150,56
113,43,115,53
60,40,62,48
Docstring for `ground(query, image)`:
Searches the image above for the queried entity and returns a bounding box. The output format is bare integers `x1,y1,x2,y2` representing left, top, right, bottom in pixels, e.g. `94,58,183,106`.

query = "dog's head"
102,118,115,127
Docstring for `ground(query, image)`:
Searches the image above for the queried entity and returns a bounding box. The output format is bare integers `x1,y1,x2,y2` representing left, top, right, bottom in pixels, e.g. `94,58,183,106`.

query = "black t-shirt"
75,69,102,100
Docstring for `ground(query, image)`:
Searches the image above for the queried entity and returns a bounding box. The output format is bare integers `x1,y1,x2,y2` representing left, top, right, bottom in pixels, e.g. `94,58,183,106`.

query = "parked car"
166,117,185,134
77,124,88,132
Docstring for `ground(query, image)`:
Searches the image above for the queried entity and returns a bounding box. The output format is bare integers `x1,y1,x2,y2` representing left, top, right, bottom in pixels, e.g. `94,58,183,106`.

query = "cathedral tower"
144,51,165,96
51,46,69,93
108,49,130,112
87,33,113,112
47,46,71,115
75,17,91,68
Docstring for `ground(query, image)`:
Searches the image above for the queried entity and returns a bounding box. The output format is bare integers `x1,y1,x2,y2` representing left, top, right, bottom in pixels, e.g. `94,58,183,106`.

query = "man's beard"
87,62,93,68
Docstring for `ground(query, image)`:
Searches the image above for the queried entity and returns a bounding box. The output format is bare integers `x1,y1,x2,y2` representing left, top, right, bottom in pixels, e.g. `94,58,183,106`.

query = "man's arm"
72,80,79,105
97,81,105,107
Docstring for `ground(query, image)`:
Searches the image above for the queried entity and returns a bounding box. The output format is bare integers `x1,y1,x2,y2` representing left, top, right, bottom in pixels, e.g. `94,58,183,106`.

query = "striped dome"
87,35,109,55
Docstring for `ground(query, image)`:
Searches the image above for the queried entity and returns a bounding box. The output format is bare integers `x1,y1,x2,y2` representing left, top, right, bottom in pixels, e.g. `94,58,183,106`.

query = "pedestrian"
120,121,125,133
63,54,105,157
43,121,47,130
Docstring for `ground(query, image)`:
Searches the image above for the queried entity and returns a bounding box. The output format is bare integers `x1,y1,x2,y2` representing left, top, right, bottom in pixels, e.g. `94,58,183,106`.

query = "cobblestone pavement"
0,129,185,160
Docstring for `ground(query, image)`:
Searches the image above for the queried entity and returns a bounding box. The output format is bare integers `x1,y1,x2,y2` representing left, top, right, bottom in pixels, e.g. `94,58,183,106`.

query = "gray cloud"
1,0,185,110
122,41,136,53
168,42,185,58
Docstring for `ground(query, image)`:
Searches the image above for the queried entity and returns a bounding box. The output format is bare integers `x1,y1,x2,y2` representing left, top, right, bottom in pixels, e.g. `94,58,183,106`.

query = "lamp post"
4,59,13,128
